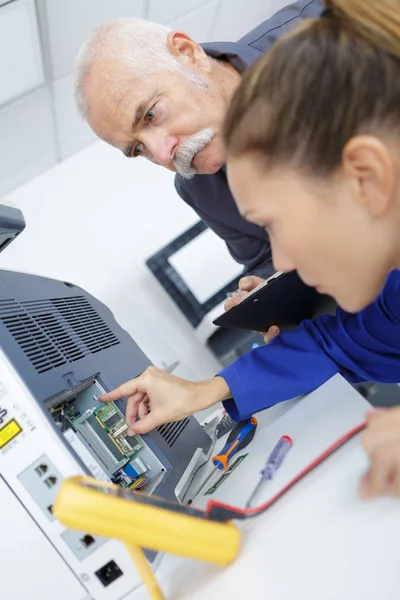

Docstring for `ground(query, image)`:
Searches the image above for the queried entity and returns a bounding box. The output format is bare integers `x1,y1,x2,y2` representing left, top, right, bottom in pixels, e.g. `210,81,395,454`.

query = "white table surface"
130,376,400,600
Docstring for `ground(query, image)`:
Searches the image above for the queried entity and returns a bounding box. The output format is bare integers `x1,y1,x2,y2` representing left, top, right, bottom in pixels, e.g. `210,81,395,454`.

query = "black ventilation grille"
0,297,120,374
157,418,190,447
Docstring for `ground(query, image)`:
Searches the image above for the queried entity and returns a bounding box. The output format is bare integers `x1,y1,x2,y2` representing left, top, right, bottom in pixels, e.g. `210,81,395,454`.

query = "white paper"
169,229,242,304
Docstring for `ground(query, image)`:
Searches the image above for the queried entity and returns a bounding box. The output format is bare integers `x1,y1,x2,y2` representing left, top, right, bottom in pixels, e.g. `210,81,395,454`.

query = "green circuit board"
61,399,142,461
94,402,143,457
49,382,152,491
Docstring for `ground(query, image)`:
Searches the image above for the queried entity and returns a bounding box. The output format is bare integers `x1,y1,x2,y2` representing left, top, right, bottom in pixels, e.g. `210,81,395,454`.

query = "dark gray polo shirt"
175,0,323,279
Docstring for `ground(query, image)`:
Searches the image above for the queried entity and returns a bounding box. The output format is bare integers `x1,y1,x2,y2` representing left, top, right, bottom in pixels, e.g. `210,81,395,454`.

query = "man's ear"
166,31,210,70
342,135,396,218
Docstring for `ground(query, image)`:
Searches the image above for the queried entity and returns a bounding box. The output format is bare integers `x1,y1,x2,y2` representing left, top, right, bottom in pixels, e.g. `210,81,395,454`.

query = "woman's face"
227,153,396,313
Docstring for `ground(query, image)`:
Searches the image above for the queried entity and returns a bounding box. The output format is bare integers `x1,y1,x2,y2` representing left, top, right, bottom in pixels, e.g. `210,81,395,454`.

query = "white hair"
74,17,207,119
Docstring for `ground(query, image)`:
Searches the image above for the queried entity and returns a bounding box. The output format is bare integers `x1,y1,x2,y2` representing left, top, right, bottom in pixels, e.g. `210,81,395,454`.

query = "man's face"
85,58,233,177
227,154,394,313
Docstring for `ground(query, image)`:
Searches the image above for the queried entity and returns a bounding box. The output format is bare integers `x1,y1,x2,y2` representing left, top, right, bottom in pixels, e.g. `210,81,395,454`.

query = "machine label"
0,419,22,448
0,376,36,456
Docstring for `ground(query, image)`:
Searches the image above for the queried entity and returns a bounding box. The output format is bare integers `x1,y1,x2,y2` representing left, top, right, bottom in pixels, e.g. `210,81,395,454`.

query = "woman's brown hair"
224,0,400,174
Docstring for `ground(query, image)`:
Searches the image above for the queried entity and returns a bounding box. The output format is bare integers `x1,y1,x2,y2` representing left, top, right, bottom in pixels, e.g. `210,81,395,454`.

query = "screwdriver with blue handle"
192,417,258,500
245,435,293,508
212,417,258,471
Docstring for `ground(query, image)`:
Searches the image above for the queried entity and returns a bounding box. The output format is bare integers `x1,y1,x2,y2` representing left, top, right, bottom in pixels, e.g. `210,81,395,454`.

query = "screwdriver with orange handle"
190,417,258,501
212,417,258,471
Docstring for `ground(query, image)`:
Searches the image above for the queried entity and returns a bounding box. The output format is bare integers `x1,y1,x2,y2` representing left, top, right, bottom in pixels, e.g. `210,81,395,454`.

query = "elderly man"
74,0,322,314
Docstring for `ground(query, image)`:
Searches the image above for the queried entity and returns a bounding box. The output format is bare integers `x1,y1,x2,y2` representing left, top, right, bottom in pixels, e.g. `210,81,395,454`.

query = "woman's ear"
342,135,396,217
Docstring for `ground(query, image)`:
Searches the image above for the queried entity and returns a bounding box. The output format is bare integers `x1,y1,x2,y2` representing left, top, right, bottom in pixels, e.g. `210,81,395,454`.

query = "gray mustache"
173,128,214,179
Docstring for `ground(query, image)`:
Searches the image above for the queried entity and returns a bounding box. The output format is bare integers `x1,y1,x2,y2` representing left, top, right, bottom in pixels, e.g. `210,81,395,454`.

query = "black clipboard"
212,271,336,332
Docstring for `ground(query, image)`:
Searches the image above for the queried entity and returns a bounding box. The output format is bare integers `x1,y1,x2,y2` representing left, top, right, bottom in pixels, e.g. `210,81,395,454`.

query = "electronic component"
131,458,146,475
104,413,120,428
93,401,143,460
73,410,125,473
97,404,120,428
124,435,142,451
129,475,147,490
110,422,128,438
48,382,162,504
122,458,147,480
52,385,145,481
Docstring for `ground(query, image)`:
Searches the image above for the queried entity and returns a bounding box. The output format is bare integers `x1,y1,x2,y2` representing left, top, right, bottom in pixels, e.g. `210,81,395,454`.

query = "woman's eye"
146,106,156,122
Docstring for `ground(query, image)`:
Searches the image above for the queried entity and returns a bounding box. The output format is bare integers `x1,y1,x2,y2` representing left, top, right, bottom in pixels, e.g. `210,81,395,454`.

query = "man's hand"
360,406,400,499
99,367,231,435
224,275,280,344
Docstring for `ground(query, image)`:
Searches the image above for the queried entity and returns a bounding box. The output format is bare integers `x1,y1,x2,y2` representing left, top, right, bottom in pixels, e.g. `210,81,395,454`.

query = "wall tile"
148,0,204,24
51,74,96,160
168,0,219,43
0,0,44,107
43,0,147,80
0,86,57,196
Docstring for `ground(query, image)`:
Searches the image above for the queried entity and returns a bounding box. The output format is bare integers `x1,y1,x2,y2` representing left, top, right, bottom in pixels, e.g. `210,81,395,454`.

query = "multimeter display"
80,479,213,521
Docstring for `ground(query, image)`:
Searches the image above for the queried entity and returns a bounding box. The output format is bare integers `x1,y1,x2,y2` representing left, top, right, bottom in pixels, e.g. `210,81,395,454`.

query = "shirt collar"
201,41,262,74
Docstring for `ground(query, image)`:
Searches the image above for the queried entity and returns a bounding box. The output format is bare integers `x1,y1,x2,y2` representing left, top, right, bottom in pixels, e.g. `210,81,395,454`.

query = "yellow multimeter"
54,476,241,566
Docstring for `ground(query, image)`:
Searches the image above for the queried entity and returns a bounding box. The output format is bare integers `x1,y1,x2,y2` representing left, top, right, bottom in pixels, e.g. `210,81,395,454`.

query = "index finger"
224,292,244,311
239,275,262,291
99,378,140,403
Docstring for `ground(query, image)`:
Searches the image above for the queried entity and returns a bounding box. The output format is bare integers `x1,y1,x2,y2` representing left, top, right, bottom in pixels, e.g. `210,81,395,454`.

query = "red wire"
206,422,366,519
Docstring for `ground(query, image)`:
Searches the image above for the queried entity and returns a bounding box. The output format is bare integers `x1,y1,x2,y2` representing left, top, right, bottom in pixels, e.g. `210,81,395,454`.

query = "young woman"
102,0,400,499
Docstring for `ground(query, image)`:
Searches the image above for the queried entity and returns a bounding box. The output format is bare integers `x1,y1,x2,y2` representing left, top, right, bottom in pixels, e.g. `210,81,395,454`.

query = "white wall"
0,0,292,195
0,139,223,383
